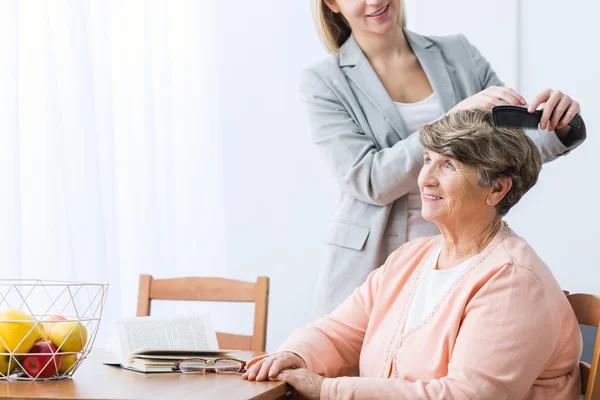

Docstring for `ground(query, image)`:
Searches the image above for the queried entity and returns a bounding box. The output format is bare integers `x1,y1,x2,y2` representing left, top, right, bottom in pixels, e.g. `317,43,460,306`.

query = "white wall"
216,1,599,351
514,0,600,297
214,1,337,349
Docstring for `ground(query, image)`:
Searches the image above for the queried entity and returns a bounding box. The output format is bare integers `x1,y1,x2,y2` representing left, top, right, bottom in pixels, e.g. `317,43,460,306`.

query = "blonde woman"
305,0,586,316
244,110,582,400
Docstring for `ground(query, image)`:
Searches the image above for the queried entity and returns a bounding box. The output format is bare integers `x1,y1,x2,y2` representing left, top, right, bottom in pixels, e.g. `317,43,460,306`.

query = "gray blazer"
300,29,586,317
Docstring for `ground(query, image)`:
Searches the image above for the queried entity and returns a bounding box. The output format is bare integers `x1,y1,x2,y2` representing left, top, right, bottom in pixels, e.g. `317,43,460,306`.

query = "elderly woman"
243,109,583,400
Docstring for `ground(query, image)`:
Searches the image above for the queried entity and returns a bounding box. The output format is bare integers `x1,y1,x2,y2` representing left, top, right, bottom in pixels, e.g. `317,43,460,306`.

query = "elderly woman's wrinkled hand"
242,351,306,381
274,368,324,400
527,88,581,133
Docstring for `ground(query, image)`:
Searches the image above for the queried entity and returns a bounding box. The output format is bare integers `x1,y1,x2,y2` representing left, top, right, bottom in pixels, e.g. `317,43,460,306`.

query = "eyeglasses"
171,357,247,374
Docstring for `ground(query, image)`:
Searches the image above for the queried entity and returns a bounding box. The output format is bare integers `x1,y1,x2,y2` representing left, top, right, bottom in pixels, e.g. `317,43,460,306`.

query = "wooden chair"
137,274,269,352
567,293,600,400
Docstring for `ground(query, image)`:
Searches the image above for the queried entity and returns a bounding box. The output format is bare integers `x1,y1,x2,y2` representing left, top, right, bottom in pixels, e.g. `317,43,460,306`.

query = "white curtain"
0,0,225,344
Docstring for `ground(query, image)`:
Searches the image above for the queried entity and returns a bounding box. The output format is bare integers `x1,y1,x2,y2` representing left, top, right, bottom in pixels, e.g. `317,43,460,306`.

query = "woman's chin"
366,22,397,36
362,15,400,36
421,212,436,222
421,210,444,223
423,216,438,223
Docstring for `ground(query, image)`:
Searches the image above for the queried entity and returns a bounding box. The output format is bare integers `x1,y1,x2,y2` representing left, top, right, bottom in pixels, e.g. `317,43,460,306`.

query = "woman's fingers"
448,86,525,114
244,358,266,380
255,357,276,381
481,94,505,109
512,88,528,105
268,358,286,378
274,369,295,384
268,353,303,378
540,90,562,130
487,86,526,106
556,101,580,129
548,95,571,131
528,88,552,113
273,369,325,400
242,352,305,381
505,87,527,105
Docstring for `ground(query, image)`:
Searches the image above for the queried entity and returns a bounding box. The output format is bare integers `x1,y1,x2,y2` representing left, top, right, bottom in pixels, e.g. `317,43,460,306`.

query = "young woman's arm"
457,34,586,161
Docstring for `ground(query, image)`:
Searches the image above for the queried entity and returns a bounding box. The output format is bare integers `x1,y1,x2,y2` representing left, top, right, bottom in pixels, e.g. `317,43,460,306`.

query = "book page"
110,313,219,360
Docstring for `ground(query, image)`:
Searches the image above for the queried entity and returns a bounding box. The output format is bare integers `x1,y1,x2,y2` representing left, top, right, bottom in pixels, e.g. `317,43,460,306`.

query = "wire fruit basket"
0,279,109,380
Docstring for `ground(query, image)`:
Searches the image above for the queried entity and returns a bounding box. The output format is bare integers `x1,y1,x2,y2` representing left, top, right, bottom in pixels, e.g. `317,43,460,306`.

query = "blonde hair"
311,0,407,53
419,109,542,216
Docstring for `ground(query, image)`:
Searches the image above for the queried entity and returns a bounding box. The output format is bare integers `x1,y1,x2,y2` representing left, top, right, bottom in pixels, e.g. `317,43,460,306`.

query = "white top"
393,93,443,241
404,246,475,331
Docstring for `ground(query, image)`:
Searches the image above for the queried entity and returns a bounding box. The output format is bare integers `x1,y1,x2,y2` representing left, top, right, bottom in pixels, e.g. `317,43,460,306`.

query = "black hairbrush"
492,105,581,130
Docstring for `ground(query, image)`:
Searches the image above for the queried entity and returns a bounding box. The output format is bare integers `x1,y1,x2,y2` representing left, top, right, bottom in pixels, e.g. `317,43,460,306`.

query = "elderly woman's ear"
486,177,513,208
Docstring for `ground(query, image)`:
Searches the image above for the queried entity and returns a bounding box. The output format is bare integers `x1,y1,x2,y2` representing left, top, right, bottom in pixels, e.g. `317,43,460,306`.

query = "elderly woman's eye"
424,157,431,164
444,161,455,170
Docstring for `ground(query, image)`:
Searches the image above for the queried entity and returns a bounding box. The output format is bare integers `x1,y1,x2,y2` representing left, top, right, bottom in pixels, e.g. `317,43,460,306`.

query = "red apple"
23,341,61,378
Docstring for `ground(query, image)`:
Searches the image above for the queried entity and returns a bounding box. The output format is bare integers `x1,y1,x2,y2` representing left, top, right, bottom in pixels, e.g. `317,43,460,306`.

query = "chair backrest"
137,274,269,352
567,293,600,400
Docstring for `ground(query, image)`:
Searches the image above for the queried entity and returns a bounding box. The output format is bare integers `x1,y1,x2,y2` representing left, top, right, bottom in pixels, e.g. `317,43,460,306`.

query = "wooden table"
0,349,290,400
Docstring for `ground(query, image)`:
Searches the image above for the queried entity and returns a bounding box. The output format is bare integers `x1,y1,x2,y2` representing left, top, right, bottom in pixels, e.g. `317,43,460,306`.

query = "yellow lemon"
49,322,88,352
57,353,78,374
0,309,45,354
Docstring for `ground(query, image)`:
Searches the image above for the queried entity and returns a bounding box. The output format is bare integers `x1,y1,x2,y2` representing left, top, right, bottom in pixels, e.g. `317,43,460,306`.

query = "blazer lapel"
404,30,458,114
340,30,458,141
342,35,409,140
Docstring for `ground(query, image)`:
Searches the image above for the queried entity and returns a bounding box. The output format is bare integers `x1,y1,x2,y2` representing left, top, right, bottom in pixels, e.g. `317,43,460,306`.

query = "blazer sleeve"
272,249,389,377
457,33,586,161
321,264,567,400
299,68,438,206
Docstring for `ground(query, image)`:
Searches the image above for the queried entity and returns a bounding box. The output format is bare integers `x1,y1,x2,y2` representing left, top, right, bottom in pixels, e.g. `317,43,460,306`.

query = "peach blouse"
254,222,582,399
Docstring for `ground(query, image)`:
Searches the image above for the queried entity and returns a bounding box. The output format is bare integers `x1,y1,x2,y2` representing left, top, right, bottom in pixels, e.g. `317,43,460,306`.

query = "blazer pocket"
325,221,370,251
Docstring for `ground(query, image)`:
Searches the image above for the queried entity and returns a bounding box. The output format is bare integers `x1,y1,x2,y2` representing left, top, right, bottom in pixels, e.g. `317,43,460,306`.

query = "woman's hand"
274,368,325,400
242,351,307,381
448,86,526,114
528,88,581,134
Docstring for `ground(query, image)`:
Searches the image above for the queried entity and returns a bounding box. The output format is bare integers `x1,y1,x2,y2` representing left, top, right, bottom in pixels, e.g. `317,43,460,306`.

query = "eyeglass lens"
179,359,243,374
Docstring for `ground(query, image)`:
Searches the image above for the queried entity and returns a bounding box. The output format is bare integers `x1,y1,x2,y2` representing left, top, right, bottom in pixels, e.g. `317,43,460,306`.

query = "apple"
22,341,61,378
43,315,67,340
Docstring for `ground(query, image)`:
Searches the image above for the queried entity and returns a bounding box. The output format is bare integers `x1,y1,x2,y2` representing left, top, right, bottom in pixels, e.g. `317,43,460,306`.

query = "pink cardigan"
260,223,582,399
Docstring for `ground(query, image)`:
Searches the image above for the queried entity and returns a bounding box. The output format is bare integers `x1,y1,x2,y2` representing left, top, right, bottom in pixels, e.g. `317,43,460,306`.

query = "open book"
104,313,239,373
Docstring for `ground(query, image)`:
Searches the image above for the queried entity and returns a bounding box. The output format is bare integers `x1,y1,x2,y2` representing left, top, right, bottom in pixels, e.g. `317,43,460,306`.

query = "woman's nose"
418,165,438,188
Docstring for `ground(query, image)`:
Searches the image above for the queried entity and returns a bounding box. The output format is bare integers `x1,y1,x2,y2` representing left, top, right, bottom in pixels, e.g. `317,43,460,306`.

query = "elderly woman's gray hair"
419,109,542,216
